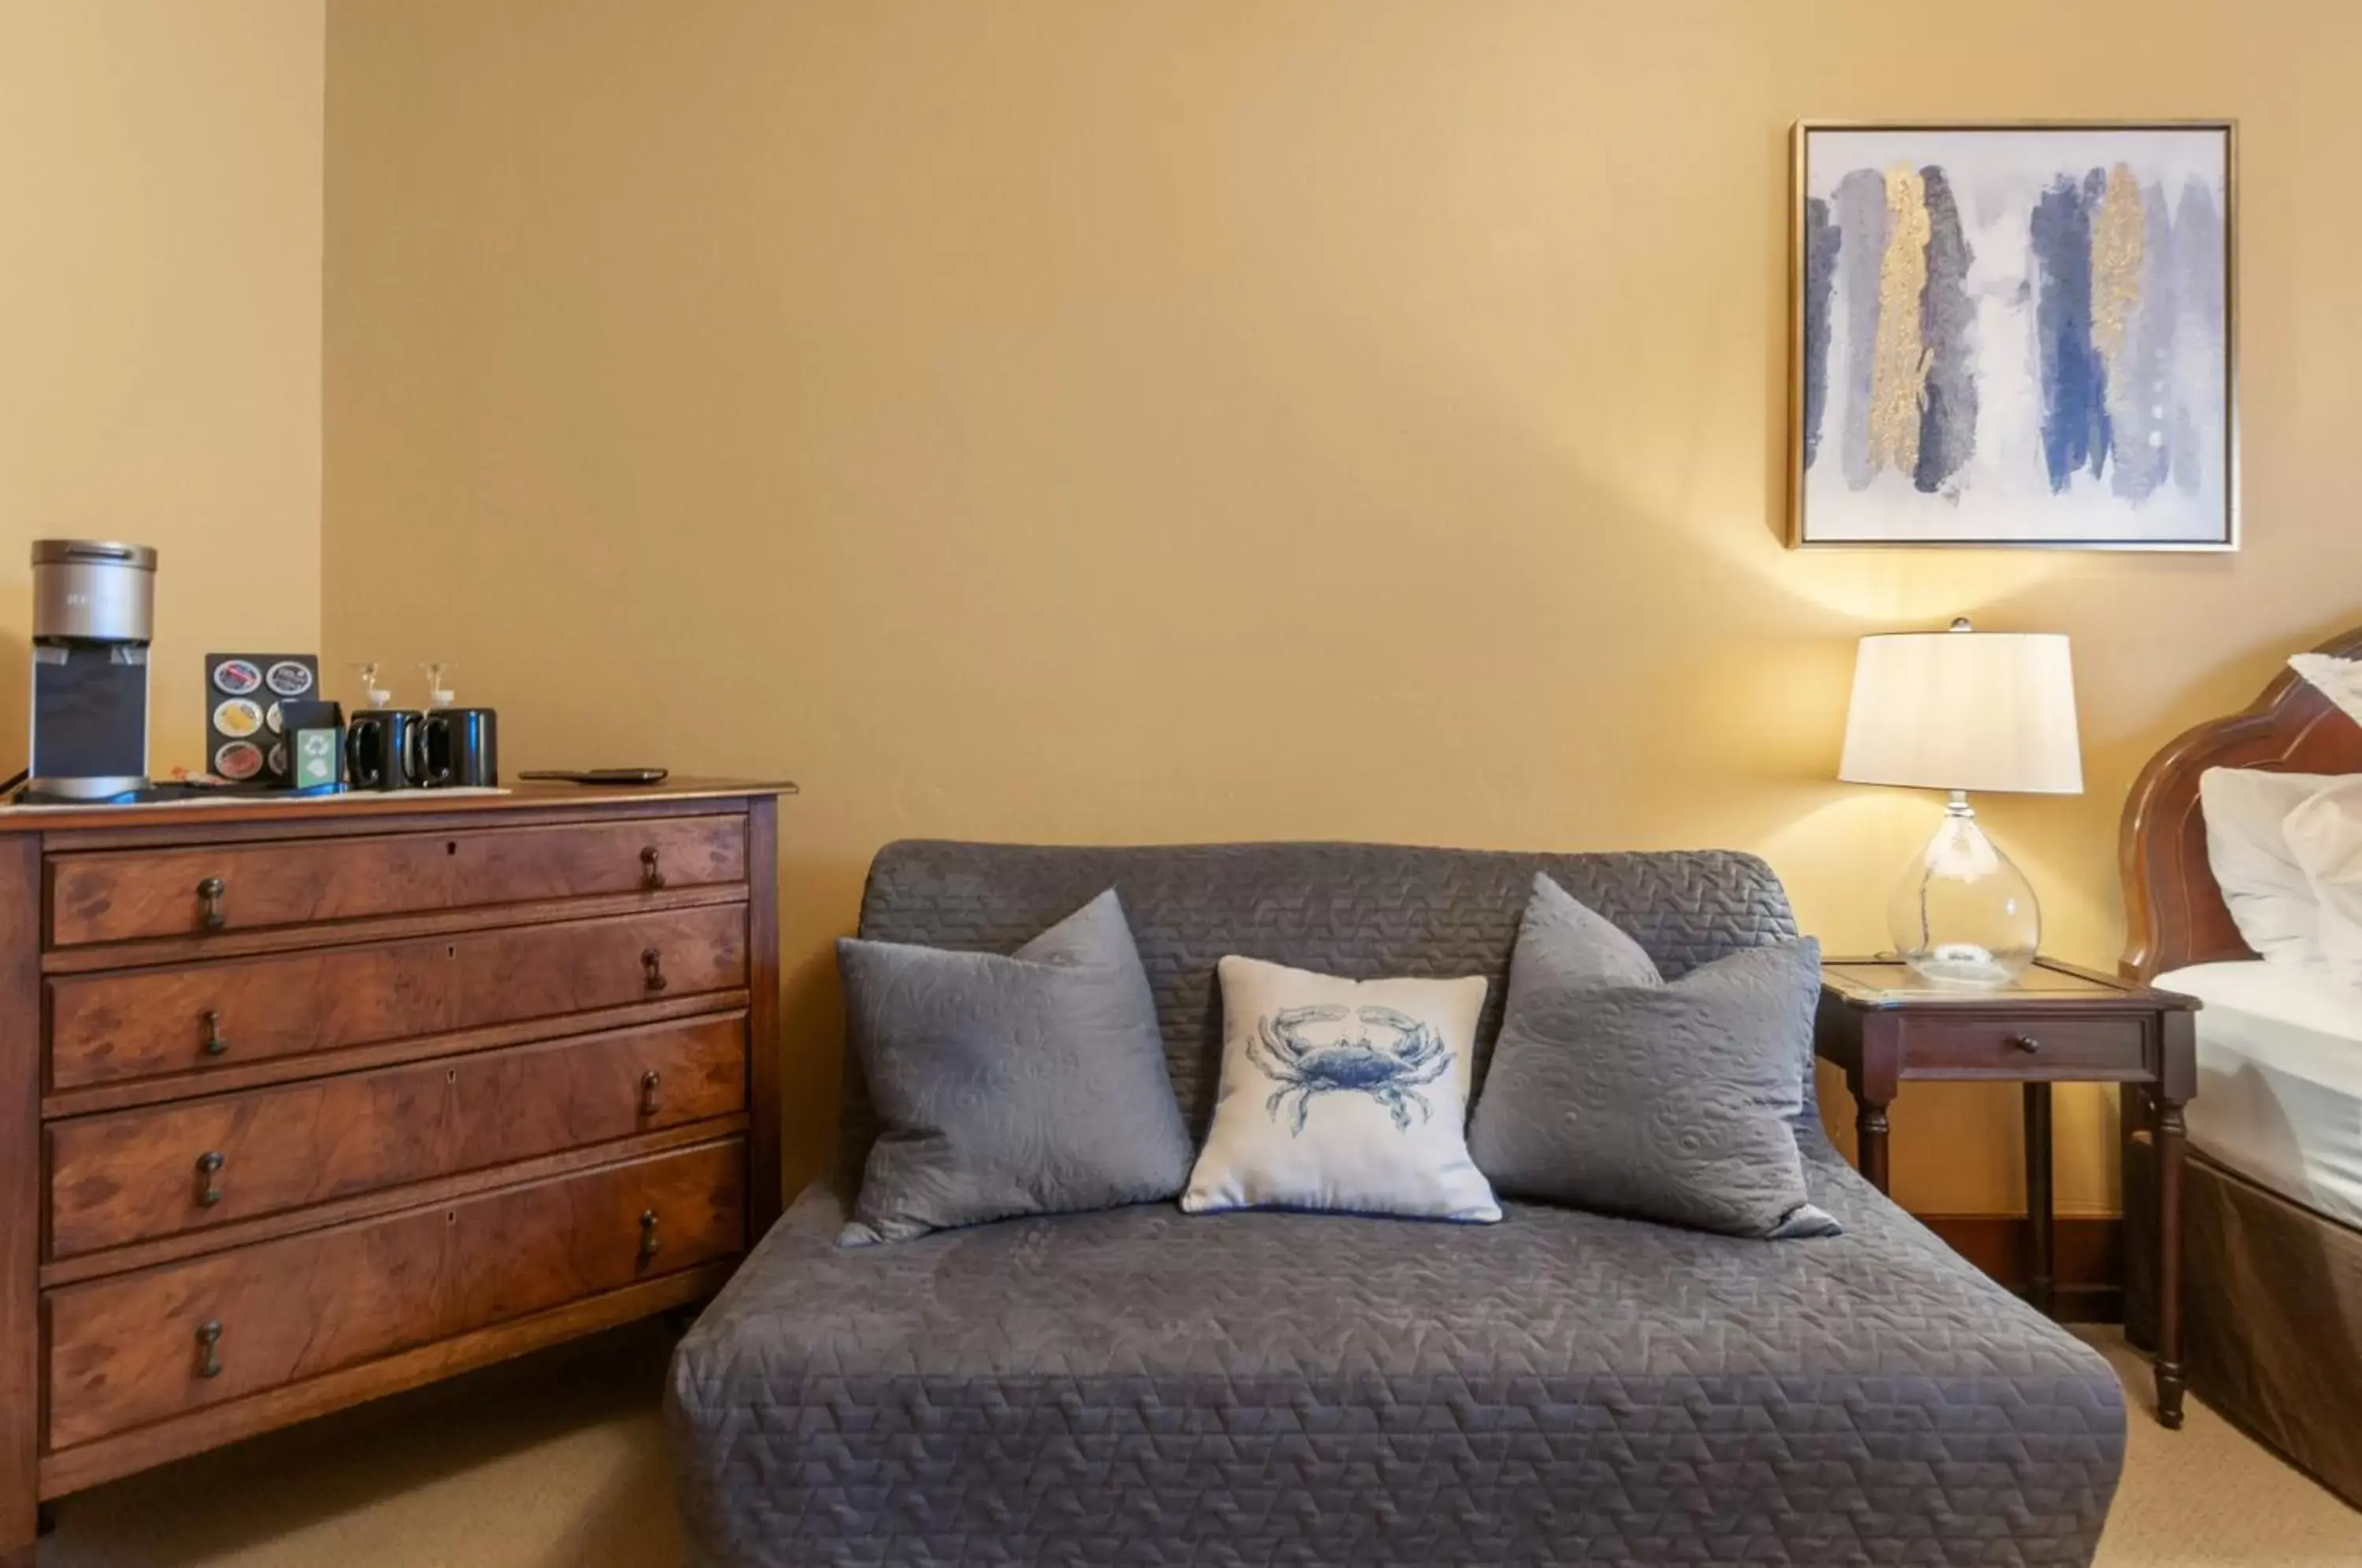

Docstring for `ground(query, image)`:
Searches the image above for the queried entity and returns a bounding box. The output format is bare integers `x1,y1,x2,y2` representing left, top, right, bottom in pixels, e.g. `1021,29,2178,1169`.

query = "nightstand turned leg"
2023,1083,2056,1318
1854,1098,1892,1196
2156,1100,2188,1429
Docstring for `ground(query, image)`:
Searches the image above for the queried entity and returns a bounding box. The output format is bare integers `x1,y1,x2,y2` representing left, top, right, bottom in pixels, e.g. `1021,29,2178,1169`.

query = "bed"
2120,624,2362,1507
2155,960,2362,1228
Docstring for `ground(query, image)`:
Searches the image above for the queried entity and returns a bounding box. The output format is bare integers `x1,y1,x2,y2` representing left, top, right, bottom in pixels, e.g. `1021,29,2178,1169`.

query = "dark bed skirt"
2127,1136,2362,1508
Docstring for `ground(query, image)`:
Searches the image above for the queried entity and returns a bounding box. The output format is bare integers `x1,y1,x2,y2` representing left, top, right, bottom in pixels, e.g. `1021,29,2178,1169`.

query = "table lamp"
1839,618,2082,987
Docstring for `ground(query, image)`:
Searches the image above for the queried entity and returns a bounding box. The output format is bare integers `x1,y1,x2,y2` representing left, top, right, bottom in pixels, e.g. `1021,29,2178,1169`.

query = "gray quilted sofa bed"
668,841,2127,1566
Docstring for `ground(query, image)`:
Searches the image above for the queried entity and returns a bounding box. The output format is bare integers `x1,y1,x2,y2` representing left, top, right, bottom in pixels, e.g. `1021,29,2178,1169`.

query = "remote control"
517,767,671,786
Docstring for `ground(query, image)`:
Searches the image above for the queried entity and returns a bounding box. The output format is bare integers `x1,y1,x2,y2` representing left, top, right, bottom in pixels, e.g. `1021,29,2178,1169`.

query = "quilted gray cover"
668,841,2125,1566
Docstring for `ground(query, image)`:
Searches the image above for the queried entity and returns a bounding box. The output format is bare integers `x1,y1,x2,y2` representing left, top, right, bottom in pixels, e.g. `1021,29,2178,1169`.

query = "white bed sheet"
2158,960,2362,1227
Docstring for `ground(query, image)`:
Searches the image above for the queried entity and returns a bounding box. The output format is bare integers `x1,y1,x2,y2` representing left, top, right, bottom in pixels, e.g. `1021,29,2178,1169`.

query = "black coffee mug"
346,708,426,790
422,707,498,788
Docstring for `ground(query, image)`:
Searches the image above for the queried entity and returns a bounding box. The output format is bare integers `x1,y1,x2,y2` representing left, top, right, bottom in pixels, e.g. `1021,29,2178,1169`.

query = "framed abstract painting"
1790,120,2236,549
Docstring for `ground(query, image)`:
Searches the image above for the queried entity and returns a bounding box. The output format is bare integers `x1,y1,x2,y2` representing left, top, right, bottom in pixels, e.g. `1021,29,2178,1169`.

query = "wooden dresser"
0,782,787,1565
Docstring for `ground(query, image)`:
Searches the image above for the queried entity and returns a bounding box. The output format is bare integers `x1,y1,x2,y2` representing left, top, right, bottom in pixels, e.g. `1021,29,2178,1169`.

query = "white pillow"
1182,956,1500,1222
2200,767,2345,967
2290,653,2362,730
2284,779,2362,991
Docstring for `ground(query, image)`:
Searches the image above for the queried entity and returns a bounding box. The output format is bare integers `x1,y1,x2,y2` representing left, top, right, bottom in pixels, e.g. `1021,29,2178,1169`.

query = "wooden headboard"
2120,626,2362,980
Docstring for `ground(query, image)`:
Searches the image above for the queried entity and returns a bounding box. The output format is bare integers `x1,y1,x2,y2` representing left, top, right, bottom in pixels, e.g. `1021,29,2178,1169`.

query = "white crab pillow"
1182,956,1500,1222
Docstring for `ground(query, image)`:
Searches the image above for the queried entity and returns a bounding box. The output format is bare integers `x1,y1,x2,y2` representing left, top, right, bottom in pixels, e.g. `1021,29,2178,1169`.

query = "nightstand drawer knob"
2010,1034,2042,1053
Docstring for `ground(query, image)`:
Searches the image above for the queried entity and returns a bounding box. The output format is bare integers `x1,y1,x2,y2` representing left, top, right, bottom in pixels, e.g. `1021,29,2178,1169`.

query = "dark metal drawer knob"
639,1068,663,1118
195,1151,226,1207
638,1208,662,1266
639,845,667,891
642,948,668,993
200,1008,229,1058
2010,1034,2042,1053
195,1319,224,1379
196,876,227,930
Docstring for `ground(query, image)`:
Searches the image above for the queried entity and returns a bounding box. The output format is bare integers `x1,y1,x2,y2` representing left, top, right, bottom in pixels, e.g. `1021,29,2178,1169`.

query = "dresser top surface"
0,778,796,834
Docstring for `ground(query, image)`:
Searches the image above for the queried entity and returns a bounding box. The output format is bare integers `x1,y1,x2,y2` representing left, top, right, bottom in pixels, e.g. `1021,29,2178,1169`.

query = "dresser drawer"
47,813,746,946
47,1015,747,1258
49,901,747,1090
45,1138,746,1451
1896,1013,2151,1077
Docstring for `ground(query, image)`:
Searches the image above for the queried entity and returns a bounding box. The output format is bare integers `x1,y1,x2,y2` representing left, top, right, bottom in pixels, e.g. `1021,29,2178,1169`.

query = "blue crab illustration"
1245,1003,1453,1135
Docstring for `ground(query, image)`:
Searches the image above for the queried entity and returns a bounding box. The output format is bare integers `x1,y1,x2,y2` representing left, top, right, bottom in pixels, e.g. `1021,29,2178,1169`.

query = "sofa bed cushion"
1183,956,1498,1222
835,889,1190,1244
668,1146,2125,1567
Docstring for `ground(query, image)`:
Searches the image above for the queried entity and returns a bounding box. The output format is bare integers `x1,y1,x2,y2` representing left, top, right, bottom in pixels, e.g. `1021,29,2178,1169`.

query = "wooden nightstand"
1814,956,2200,1428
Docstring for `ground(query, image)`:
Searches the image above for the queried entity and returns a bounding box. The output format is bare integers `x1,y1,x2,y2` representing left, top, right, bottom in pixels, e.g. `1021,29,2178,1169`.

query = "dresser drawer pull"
640,845,667,890
194,1319,224,1379
194,1151,226,1207
639,1069,663,1117
196,876,228,930
2010,1034,2042,1054
642,948,668,993
639,1208,662,1265
199,1008,229,1058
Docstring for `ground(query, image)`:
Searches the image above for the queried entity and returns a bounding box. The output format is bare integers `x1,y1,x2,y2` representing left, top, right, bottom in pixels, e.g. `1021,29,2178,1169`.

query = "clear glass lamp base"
1886,792,2041,989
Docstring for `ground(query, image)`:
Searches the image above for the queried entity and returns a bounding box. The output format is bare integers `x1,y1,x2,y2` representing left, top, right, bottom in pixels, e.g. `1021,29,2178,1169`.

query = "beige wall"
321,0,2362,1215
0,2,324,776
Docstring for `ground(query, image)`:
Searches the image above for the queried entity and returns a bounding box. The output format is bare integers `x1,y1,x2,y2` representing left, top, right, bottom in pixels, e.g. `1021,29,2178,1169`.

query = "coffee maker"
24,540,157,803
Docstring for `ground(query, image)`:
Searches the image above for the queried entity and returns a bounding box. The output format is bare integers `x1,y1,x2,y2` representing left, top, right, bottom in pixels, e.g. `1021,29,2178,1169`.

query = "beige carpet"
38,1326,2362,1567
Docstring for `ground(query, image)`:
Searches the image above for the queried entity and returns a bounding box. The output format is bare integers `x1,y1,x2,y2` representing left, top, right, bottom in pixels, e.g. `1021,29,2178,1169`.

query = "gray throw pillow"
838,889,1191,1245
1469,875,1838,1239
1500,870,1663,1009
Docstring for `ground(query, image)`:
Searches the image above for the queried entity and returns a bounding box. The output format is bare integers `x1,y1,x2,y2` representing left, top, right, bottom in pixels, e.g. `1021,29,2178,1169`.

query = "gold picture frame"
1789,120,2238,550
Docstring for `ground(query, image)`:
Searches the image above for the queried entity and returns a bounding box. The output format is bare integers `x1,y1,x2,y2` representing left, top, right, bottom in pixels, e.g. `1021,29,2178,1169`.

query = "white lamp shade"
1839,627,2083,795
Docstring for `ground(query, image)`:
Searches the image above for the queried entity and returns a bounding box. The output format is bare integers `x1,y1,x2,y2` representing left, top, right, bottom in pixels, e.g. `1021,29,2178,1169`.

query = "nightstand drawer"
1898,1014,2149,1077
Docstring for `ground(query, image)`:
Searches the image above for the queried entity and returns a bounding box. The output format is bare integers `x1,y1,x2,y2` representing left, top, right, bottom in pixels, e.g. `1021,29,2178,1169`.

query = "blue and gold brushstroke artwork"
1798,125,2231,546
